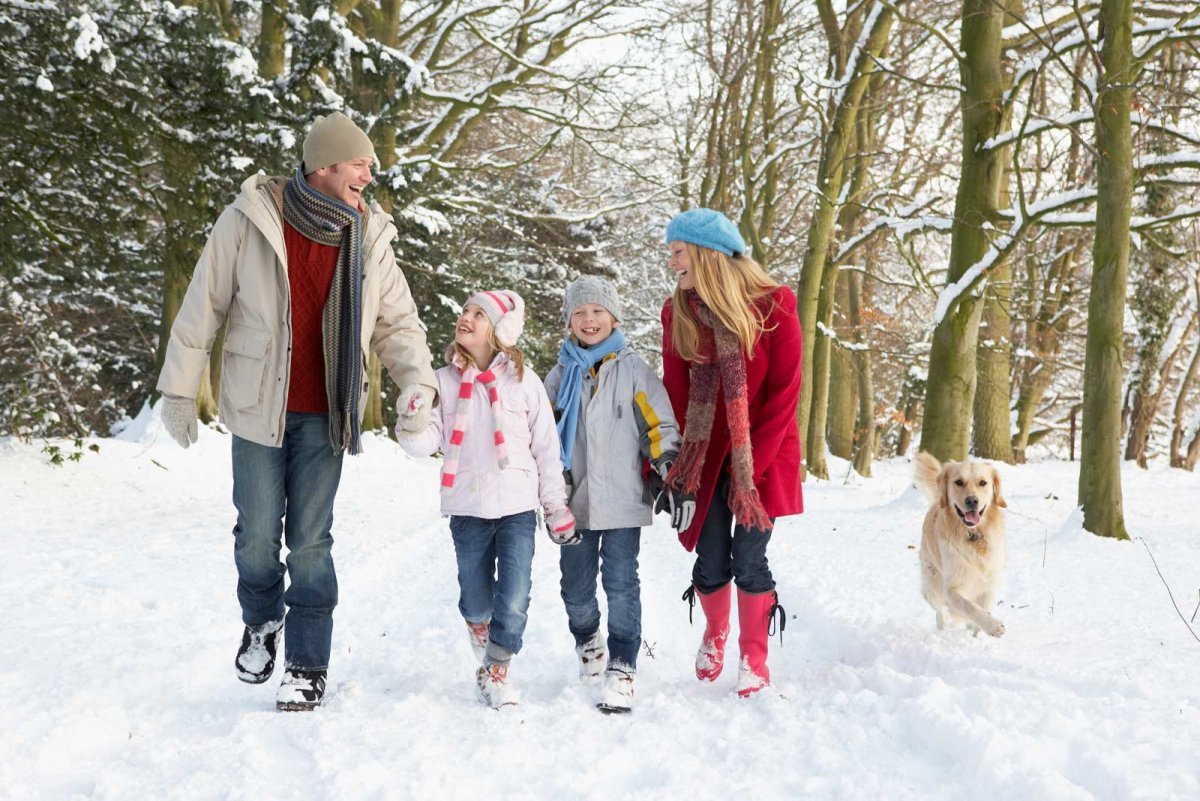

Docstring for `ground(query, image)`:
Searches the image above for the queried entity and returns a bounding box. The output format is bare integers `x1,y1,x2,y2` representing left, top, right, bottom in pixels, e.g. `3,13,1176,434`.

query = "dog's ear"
991,466,1007,508
937,464,950,510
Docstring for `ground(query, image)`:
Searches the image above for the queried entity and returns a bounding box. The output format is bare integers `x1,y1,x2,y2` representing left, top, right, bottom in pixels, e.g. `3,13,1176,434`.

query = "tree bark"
848,269,875,477
258,0,288,79
920,0,1006,461
972,263,1014,461
795,2,896,477
826,275,856,461
1011,243,1082,462
1124,131,1181,466
1169,273,1200,468
1078,0,1133,540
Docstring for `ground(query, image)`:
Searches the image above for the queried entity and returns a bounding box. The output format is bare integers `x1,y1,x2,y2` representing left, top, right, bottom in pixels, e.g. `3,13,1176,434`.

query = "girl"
397,289,577,709
544,276,680,714
661,209,803,697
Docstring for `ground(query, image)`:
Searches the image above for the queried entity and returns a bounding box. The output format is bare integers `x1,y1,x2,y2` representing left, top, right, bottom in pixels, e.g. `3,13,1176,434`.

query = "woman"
660,208,803,697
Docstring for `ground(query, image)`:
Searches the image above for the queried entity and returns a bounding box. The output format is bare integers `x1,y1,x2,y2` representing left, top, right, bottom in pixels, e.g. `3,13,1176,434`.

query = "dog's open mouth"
955,505,986,528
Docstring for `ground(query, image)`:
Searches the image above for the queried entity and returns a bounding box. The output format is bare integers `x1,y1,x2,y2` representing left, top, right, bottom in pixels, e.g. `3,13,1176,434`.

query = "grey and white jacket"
544,346,680,530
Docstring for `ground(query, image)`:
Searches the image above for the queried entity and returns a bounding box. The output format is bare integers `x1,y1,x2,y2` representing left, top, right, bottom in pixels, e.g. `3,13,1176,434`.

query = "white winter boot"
575,631,606,681
596,664,635,714
475,663,518,709
466,619,490,663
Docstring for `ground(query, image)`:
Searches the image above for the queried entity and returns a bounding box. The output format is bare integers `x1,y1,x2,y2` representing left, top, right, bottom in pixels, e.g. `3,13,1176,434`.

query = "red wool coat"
661,285,804,551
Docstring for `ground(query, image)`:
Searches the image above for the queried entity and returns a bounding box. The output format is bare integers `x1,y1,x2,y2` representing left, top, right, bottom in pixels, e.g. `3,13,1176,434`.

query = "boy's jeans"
559,527,642,669
449,511,537,662
231,412,343,671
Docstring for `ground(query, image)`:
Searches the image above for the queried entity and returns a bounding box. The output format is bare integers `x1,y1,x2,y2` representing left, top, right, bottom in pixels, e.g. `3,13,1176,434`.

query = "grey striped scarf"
282,165,365,454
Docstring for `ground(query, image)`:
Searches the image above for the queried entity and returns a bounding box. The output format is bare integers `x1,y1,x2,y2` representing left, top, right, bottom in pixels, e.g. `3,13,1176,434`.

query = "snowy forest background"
3,0,1199,525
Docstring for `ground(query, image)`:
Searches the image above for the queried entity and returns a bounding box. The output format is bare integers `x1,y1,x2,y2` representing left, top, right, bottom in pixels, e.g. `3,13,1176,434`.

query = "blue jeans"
449,511,537,661
692,467,775,594
231,412,343,671
559,527,642,669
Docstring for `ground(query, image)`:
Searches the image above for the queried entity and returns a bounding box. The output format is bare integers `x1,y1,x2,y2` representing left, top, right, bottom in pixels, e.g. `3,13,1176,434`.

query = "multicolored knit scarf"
282,166,365,455
554,328,626,470
666,290,771,531
441,359,509,491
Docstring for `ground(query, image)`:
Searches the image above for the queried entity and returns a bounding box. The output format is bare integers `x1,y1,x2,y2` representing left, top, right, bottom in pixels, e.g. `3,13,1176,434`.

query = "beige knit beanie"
302,112,377,172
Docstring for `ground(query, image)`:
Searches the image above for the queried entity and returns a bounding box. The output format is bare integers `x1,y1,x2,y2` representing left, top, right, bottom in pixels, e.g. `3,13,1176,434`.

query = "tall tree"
796,0,897,476
919,0,1007,461
1078,0,1134,540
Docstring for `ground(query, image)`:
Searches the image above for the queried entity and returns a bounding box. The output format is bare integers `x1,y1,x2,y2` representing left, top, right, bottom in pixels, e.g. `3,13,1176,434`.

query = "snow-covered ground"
4,405,1199,800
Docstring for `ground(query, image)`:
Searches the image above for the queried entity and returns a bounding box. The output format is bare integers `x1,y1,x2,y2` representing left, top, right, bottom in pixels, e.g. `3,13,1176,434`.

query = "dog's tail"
912,451,942,505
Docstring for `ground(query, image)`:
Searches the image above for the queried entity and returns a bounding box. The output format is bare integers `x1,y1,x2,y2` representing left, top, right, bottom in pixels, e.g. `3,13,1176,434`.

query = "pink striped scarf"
441,364,509,491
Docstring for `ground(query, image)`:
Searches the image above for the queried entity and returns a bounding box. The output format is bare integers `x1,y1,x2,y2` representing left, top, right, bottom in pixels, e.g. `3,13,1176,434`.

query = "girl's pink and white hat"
466,289,525,348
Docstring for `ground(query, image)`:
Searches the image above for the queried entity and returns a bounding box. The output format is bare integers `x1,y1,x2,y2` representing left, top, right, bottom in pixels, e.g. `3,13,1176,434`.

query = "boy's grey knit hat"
563,275,622,327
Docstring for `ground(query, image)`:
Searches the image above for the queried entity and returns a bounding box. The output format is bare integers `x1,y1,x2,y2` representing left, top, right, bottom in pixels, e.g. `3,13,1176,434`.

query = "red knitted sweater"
283,221,339,414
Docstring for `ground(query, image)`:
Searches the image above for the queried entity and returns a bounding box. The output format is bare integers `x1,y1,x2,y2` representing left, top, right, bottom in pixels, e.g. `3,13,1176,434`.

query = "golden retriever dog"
912,452,1007,637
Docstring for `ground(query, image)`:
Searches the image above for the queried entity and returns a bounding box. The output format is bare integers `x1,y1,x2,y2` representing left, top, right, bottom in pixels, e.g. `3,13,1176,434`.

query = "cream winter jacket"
397,353,569,520
156,174,437,448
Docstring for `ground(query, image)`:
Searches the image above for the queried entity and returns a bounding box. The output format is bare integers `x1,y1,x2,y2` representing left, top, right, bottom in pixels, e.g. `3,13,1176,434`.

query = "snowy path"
3,411,1199,800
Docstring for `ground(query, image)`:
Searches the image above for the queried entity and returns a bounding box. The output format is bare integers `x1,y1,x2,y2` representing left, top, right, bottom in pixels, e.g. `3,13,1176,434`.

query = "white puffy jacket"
398,353,569,519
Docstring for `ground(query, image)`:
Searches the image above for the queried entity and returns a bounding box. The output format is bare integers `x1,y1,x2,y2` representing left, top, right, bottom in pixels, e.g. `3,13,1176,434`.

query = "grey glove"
396,384,435,432
160,394,198,449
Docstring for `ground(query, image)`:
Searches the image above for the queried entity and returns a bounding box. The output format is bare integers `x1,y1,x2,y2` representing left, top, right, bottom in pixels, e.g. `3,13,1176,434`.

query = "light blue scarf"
555,329,627,470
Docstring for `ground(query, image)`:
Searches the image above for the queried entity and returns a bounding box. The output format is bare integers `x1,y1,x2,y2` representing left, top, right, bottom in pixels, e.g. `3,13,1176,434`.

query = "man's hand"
396,384,436,432
160,395,198,449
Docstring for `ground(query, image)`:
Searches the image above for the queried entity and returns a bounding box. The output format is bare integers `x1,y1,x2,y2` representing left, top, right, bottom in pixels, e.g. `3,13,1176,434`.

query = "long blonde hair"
670,243,778,362
450,326,526,380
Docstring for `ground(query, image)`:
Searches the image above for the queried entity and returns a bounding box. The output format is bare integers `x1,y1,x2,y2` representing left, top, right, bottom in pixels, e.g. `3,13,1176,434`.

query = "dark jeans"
449,511,537,660
231,412,343,671
559,527,642,669
692,467,774,594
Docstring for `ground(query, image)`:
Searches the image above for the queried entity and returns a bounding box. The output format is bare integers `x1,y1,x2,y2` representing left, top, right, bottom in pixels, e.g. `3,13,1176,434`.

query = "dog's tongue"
963,510,982,527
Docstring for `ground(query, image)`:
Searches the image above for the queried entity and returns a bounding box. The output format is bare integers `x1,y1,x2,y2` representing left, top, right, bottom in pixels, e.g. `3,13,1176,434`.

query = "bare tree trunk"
1079,0,1133,540
258,0,288,79
920,0,1006,461
1011,243,1082,461
1010,52,1086,463
826,276,856,461
1124,111,1182,467
1187,423,1200,471
895,369,925,459
848,269,875,477
807,251,843,478
972,262,1014,461
796,1,896,476
1170,273,1200,468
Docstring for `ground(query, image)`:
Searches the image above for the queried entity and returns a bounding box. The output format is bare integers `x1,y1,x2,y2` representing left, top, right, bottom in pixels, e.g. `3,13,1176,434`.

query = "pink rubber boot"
687,583,732,682
736,588,783,697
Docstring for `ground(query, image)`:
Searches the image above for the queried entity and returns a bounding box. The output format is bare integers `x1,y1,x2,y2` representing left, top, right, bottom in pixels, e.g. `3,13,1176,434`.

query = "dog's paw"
985,617,1005,638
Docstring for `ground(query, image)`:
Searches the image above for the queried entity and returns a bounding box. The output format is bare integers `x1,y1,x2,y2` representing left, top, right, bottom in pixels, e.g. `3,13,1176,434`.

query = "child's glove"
545,506,580,545
653,460,696,532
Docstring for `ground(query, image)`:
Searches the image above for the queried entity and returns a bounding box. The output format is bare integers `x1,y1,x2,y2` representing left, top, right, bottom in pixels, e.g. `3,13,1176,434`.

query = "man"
156,112,438,711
